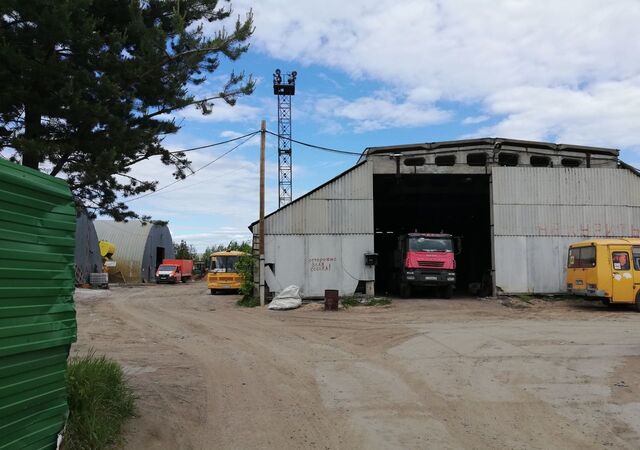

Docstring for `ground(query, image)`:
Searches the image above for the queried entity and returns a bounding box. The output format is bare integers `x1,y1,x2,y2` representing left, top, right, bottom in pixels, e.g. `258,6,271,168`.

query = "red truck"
155,259,193,284
395,233,458,298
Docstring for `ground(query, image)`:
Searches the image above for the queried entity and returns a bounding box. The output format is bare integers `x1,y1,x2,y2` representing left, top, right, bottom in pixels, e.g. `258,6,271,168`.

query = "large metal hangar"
250,137,640,298
94,220,175,283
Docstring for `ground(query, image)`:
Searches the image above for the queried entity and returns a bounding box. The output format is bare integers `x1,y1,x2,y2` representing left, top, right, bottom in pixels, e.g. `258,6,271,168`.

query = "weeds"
236,296,260,308
341,296,392,308
65,352,135,450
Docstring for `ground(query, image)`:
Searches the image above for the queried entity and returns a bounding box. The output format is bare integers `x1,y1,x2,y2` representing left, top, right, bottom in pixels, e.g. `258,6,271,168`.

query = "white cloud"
462,115,489,125
231,0,640,155
477,78,640,150
173,101,262,123
312,94,451,132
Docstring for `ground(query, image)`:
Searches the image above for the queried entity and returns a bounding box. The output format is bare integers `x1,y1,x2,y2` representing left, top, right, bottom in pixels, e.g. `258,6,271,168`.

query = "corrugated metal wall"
264,162,374,235
493,167,640,292
0,159,77,449
260,162,375,296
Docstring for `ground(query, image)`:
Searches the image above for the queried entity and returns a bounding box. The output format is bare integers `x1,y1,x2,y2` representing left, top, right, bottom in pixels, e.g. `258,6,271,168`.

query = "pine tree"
0,0,254,220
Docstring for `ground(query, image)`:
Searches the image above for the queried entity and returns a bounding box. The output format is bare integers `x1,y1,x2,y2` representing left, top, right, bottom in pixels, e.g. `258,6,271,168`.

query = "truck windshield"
409,237,453,252
212,256,240,273
158,265,177,271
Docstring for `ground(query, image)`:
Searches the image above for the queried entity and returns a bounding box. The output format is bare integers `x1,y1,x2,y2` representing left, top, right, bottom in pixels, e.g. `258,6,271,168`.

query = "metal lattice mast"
273,69,297,208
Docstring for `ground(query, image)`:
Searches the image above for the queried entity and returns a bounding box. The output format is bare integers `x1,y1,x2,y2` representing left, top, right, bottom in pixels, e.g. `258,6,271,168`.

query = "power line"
264,130,362,156
169,131,260,154
125,133,257,203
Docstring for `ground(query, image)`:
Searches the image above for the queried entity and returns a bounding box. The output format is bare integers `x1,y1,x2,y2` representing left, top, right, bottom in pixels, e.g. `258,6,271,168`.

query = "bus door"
611,246,634,303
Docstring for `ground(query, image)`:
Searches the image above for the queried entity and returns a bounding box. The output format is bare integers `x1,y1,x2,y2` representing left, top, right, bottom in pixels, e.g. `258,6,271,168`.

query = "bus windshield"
409,237,453,252
211,256,240,272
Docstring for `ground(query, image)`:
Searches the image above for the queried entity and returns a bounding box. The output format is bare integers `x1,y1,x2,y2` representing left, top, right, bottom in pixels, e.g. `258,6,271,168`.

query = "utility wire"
265,130,362,156
169,130,260,154
125,133,257,203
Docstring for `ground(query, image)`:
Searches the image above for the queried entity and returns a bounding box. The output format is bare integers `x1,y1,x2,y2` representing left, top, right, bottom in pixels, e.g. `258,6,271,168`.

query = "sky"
125,0,640,252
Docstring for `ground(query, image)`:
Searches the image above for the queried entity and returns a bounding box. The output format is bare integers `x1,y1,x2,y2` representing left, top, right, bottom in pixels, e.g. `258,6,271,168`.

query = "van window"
612,252,630,270
632,246,640,270
567,246,596,268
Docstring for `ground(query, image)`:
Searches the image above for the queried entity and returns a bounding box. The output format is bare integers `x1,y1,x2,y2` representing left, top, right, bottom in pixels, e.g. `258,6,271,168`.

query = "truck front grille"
418,261,444,268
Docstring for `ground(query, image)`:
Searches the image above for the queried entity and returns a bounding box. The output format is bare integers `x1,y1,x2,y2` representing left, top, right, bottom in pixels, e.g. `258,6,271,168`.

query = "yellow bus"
566,239,640,310
207,250,247,294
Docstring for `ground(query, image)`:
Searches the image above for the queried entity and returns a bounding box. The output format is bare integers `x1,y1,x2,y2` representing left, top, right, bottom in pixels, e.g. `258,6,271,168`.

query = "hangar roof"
361,137,619,160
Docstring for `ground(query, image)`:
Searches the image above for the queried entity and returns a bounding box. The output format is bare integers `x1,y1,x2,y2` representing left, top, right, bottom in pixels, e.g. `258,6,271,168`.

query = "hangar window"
404,157,426,167
467,153,487,166
498,152,519,166
530,155,551,167
435,155,456,166
561,158,582,167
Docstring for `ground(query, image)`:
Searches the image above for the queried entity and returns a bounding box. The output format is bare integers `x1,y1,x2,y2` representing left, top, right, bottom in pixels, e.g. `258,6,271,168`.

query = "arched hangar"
250,138,640,297
94,220,175,283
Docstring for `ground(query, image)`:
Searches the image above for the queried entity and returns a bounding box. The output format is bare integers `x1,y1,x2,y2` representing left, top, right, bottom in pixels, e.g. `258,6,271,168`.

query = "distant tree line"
173,239,251,260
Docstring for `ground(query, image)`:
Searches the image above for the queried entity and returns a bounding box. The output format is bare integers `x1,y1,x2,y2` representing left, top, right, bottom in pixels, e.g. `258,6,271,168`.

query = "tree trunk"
22,104,41,169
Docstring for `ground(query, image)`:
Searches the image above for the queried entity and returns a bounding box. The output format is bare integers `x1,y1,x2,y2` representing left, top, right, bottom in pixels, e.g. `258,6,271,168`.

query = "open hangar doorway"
373,174,493,297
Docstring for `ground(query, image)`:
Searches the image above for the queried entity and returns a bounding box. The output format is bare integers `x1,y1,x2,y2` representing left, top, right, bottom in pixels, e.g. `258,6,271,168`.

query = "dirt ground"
73,282,640,450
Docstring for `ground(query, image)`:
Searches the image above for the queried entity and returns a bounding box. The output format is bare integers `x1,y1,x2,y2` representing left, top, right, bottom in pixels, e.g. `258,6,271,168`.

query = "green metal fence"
0,158,77,449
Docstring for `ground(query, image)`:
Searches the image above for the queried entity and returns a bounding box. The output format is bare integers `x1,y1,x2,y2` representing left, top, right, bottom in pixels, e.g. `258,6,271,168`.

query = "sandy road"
74,282,640,449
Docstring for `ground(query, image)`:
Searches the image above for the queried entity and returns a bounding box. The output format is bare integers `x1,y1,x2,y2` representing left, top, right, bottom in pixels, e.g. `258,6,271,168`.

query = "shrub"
65,352,135,450
235,253,258,307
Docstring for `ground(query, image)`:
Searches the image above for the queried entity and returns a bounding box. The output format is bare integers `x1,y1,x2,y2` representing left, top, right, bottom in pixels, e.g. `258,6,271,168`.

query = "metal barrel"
324,289,339,311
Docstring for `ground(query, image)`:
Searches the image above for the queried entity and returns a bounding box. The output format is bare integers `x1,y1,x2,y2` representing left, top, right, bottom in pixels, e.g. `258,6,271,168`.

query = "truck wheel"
442,285,454,299
210,289,215,295
181,277,187,283
400,283,411,298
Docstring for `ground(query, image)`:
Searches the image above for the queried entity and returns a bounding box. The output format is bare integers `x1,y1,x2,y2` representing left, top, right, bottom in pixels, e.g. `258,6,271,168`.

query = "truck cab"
395,233,457,298
566,239,640,310
156,264,182,284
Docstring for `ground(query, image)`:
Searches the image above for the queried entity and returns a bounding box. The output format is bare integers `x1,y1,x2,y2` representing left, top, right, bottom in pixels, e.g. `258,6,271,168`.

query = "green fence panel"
0,159,77,450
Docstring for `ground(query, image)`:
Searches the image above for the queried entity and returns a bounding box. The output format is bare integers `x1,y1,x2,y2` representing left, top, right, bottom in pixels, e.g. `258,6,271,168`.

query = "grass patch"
65,352,135,450
236,295,260,308
341,296,392,308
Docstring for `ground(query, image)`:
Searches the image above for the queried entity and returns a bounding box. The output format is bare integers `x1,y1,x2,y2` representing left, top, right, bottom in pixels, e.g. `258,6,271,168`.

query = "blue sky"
125,0,640,251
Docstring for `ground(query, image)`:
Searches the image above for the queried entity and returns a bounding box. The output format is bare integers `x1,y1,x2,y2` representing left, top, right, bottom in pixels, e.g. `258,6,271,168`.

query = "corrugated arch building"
74,210,102,284
250,138,640,297
94,221,175,283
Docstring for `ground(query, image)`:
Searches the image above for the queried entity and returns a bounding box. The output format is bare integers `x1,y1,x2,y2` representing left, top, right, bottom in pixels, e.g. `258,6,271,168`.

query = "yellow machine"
566,239,640,309
99,240,116,269
207,250,247,294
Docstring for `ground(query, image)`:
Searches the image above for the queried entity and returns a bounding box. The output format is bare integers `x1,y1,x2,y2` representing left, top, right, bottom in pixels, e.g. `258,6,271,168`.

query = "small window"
467,153,487,166
612,252,630,271
404,157,425,167
530,155,551,167
632,246,640,270
568,246,596,268
561,158,581,167
498,152,519,166
435,155,456,166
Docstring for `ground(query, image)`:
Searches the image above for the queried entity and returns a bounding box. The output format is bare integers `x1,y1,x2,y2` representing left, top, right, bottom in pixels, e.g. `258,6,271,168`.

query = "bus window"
612,252,630,271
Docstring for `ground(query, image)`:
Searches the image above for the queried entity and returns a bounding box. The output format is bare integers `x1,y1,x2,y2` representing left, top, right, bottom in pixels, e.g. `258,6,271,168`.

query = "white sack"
268,285,302,310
